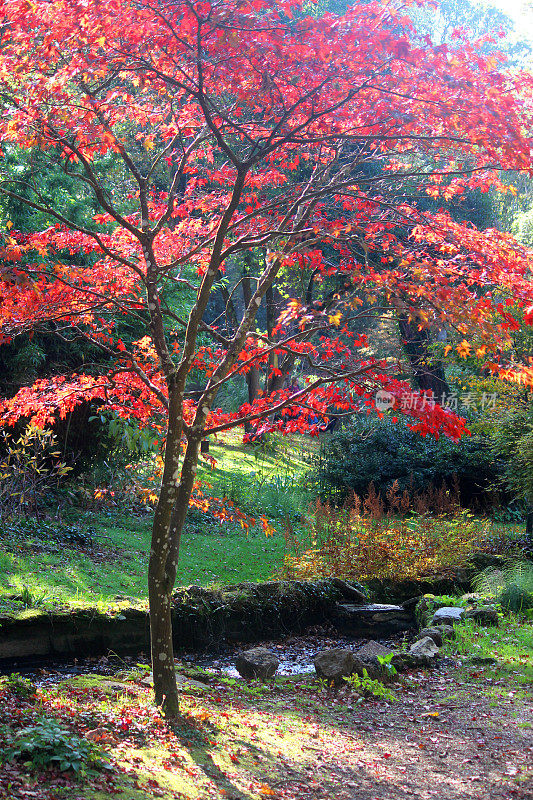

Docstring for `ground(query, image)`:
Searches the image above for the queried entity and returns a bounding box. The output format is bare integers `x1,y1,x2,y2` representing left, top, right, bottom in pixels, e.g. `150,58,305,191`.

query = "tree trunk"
148,562,179,717
242,266,260,432
398,314,451,400
147,387,189,719
264,284,276,395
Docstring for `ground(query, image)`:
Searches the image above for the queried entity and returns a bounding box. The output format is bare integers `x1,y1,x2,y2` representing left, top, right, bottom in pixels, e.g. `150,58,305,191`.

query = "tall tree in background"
0,0,532,716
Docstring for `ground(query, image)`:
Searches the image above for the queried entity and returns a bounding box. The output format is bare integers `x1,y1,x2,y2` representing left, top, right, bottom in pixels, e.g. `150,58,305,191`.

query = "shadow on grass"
170,715,254,800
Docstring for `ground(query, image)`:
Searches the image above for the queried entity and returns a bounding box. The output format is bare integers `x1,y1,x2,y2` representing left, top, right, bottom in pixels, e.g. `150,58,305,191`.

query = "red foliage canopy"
2,0,533,716
0,0,532,438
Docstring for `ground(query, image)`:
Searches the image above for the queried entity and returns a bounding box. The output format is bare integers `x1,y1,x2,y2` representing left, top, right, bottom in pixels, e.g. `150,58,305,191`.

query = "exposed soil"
308,665,533,800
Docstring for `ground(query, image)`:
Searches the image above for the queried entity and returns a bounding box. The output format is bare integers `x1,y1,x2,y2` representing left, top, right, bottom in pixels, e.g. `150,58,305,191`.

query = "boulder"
431,606,464,626
314,648,356,684
235,647,279,680
334,603,414,636
408,636,440,666
434,624,456,640
412,627,443,647
353,640,395,680
330,577,368,604
402,595,423,613
391,636,440,671
464,606,499,627
390,652,416,672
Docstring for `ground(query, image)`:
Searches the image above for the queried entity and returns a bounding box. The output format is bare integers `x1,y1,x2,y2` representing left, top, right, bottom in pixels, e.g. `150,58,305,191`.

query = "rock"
334,603,414,636
314,648,356,684
235,647,279,680
353,640,395,679
402,595,423,613
408,636,440,666
390,652,417,671
413,627,443,647
331,577,368,604
464,606,499,627
434,624,456,640
469,553,507,572
431,606,464,625
390,636,441,673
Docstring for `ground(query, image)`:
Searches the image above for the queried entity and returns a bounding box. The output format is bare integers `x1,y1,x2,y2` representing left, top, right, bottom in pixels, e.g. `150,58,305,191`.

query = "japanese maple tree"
0,0,532,716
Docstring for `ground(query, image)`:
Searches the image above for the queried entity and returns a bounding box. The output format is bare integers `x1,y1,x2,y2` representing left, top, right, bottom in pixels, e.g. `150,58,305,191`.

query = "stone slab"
333,603,415,635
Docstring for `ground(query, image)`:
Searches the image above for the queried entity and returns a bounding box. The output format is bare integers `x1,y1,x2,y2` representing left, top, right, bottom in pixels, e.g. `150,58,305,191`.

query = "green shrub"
488,410,533,514
473,560,533,613
3,673,37,701
4,718,107,774
316,417,500,509
0,424,72,521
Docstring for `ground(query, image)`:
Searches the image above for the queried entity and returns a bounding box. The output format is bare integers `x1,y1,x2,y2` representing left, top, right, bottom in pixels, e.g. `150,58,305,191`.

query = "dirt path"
297,665,532,800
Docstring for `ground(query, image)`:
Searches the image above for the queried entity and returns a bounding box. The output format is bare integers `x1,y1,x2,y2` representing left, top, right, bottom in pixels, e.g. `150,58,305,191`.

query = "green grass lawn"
0,433,314,613
0,513,287,613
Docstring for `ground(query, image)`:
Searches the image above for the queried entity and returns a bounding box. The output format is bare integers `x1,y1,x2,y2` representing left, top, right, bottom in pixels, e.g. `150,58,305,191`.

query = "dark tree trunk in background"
398,314,451,399
242,268,261,432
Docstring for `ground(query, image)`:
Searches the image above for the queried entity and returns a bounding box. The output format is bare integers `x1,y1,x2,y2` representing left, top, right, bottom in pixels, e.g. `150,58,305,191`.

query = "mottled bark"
148,386,183,718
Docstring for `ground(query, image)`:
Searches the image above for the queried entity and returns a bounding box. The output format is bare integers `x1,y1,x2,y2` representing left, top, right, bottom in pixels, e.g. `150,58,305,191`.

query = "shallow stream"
1,628,409,685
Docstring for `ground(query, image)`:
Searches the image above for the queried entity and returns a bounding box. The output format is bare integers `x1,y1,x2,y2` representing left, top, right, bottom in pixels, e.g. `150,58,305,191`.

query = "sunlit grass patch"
445,616,533,686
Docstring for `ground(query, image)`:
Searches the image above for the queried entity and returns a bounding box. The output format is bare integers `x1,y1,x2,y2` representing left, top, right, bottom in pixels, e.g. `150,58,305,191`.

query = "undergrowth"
281,484,491,582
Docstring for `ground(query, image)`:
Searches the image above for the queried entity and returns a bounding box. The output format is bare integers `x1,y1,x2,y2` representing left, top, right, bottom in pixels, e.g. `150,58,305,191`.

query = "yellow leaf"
6,220,13,230
456,339,472,358
97,36,106,47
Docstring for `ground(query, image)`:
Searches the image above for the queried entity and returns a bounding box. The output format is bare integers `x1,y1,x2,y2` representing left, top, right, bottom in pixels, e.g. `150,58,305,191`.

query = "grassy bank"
0,511,287,614
0,433,312,614
0,430,526,616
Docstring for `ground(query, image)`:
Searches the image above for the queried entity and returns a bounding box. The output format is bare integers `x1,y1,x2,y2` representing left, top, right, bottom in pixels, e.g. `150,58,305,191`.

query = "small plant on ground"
377,654,398,679
344,669,396,701
2,673,37,701
3,717,108,775
18,585,49,608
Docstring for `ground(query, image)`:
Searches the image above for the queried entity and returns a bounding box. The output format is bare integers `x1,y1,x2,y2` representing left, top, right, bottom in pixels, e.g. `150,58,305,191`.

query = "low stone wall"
0,579,359,667
0,562,501,667
171,580,345,649
0,607,151,665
